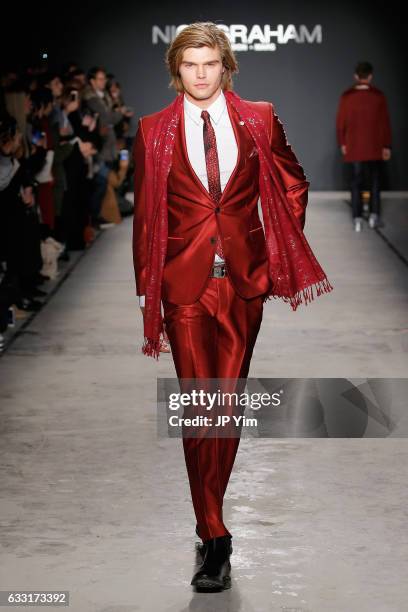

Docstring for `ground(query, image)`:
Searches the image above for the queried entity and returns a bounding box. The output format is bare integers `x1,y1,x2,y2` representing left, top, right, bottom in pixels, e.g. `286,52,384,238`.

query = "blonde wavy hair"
165,22,239,93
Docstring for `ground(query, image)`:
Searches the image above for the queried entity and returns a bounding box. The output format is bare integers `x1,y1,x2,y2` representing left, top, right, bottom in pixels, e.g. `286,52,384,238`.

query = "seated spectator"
30,87,56,233
56,87,101,250
0,112,46,311
100,151,130,225
82,67,131,225
107,75,133,143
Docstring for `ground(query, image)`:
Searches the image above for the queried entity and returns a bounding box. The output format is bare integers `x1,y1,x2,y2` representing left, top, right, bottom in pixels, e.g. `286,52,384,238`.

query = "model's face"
178,46,225,105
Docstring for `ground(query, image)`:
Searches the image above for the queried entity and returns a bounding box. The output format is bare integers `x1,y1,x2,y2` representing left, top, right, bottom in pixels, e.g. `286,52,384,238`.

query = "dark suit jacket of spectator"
82,86,123,163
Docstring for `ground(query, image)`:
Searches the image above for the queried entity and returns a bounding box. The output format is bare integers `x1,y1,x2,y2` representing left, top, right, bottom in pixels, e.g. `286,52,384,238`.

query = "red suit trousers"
162,275,264,542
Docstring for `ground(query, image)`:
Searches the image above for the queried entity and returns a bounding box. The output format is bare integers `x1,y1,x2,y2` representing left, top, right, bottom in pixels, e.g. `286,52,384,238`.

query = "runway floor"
0,194,407,611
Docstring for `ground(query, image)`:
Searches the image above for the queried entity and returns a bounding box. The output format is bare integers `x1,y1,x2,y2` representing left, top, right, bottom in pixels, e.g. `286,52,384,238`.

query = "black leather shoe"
195,524,233,558
195,524,206,557
191,535,232,591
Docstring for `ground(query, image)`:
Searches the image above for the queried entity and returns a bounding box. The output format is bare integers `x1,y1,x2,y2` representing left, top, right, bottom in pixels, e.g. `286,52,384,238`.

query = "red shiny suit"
132,94,309,542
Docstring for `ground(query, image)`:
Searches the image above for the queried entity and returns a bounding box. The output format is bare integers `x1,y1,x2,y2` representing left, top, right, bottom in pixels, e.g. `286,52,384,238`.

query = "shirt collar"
184,89,226,126
353,82,372,89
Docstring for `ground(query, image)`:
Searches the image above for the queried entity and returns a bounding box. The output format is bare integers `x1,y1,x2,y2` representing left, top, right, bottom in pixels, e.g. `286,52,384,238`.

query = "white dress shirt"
139,90,238,307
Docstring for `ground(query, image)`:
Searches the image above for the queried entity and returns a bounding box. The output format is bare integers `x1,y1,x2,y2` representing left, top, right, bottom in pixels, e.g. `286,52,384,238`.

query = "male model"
336,61,392,232
132,22,333,592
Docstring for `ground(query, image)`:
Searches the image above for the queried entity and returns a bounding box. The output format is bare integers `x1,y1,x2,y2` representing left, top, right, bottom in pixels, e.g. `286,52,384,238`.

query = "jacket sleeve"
269,103,309,230
85,95,123,127
336,94,347,147
132,118,147,297
380,94,392,148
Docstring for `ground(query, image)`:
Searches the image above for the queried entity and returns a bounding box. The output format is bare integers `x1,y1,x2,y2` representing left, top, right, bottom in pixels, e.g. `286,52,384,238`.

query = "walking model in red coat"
133,21,333,593
336,61,392,232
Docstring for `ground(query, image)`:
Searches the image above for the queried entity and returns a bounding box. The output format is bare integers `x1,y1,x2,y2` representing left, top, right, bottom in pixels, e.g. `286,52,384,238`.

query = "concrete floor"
0,195,407,611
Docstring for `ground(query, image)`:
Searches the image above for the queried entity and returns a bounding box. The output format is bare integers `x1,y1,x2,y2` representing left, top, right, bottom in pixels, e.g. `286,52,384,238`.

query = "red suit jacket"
132,96,309,305
336,84,392,162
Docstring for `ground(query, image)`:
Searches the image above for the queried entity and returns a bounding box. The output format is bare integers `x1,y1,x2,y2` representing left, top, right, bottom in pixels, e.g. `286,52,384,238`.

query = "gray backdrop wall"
10,0,406,189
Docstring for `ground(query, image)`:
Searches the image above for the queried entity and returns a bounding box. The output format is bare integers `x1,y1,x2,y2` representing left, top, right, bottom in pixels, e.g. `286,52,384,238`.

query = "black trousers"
350,160,381,219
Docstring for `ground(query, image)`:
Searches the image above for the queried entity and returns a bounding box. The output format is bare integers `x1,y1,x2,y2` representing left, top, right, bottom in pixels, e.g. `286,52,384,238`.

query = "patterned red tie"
201,110,224,259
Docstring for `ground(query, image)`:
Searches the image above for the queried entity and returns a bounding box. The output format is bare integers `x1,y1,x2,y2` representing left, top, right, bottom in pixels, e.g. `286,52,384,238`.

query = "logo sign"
152,24,322,52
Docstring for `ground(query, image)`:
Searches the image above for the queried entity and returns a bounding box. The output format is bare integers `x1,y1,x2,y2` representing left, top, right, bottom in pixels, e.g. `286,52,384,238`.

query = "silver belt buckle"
212,264,226,278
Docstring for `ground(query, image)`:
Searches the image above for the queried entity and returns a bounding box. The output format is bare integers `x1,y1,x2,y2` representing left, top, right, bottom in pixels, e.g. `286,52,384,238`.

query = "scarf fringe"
142,337,161,360
263,276,334,310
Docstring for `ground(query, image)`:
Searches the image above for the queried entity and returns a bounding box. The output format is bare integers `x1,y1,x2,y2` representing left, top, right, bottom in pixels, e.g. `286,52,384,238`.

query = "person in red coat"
336,61,392,231
133,21,332,592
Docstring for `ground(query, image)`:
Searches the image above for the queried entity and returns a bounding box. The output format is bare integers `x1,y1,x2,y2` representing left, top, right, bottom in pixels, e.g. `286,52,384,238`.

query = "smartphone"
119,149,129,161
31,130,43,145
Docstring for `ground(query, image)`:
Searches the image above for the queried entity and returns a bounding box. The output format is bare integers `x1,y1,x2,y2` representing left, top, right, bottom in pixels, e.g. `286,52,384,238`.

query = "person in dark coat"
82,68,132,225
0,112,45,311
336,61,392,231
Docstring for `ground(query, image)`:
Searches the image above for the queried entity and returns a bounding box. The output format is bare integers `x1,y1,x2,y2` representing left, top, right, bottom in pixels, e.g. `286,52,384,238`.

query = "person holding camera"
83,67,133,226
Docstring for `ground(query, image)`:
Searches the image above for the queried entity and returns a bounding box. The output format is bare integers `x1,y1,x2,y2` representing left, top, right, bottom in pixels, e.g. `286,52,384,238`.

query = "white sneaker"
368,213,379,229
354,217,363,232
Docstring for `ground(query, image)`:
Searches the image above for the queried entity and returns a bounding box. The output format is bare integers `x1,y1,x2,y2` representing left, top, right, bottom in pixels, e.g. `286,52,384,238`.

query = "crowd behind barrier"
0,63,135,350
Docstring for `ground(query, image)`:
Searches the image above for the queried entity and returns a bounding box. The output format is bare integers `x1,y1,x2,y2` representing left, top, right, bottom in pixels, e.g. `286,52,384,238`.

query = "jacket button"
210,237,216,244
215,206,220,213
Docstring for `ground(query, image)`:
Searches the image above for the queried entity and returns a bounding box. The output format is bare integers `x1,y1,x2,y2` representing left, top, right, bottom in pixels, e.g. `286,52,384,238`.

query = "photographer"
82,67,132,225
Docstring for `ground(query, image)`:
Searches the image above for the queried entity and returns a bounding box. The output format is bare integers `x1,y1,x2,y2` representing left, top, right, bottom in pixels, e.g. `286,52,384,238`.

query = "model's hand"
341,145,347,155
382,147,391,161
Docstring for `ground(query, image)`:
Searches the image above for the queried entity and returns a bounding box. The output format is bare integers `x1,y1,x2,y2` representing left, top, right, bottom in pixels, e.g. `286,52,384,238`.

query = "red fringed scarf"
141,90,334,359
